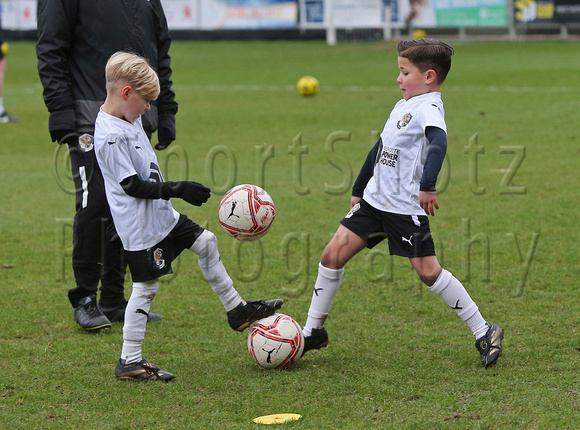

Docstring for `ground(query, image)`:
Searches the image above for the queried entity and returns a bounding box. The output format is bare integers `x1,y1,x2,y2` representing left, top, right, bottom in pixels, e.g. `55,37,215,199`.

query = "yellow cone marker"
253,413,302,425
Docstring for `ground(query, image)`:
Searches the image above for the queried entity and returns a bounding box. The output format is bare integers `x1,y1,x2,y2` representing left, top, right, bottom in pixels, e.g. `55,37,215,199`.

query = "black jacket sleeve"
420,126,447,192
352,138,382,198
150,0,178,117
36,0,79,137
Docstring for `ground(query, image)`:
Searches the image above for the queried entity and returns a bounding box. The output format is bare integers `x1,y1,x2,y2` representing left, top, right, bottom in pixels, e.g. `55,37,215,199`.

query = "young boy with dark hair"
301,39,503,369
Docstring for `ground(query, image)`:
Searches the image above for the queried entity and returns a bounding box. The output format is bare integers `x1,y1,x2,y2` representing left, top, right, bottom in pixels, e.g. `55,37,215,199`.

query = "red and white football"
218,184,275,241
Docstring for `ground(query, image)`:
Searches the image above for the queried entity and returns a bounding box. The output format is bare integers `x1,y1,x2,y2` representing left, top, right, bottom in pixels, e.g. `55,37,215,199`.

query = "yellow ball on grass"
297,76,320,97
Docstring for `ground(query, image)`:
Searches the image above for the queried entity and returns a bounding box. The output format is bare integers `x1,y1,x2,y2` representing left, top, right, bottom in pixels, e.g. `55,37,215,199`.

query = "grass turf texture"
0,39,578,429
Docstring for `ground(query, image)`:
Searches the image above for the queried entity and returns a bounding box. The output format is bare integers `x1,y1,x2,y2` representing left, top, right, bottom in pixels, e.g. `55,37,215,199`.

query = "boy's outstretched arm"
420,126,447,216
121,175,211,206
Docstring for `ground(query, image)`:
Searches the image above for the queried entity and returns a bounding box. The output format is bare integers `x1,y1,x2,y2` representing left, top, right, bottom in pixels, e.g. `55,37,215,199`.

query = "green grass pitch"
0,39,578,429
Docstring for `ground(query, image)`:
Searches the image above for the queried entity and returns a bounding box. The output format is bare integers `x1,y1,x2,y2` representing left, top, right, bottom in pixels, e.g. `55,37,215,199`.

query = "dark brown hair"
397,38,454,84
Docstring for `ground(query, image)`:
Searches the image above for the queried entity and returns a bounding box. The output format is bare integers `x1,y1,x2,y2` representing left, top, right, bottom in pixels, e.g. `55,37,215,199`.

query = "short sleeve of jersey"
98,132,137,185
416,101,446,134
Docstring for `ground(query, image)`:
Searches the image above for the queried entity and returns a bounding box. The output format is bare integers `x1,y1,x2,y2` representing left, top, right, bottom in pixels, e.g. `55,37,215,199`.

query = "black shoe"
74,296,111,331
99,302,163,323
475,322,504,368
227,299,283,332
115,359,175,381
0,111,20,123
302,327,329,356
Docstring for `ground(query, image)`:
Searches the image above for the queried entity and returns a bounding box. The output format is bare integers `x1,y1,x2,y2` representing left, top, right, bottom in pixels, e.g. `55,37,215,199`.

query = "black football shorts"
340,199,435,258
125,214,204,282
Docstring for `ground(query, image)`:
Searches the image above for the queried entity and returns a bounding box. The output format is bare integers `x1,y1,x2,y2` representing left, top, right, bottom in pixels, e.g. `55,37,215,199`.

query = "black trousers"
67,141,126,308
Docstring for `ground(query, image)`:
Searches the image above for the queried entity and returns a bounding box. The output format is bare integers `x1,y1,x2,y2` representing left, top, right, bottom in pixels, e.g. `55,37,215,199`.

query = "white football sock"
121,279,159,364
190,230,244,312
303,263,344,337
429,268,488,339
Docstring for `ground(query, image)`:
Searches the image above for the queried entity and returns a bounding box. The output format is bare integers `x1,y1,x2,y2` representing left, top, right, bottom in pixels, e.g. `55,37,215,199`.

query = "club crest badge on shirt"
78,133,94,152
153,247,165,270
397,113,413,130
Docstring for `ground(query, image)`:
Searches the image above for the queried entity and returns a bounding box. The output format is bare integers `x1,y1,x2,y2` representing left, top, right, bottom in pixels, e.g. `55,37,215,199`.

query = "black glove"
178,181,211,207
155,114,176,150
49,109,77,144
50,130,78,145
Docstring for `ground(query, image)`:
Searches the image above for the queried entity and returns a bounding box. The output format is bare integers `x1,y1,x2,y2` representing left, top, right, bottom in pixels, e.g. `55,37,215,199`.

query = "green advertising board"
433,0,507,27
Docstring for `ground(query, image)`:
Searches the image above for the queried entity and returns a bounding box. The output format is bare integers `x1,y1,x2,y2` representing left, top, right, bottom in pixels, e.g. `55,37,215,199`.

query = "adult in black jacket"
37,0,177,330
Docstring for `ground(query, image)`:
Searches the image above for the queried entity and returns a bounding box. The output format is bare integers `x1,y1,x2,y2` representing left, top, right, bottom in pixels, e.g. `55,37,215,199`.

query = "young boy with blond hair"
94,52,282,381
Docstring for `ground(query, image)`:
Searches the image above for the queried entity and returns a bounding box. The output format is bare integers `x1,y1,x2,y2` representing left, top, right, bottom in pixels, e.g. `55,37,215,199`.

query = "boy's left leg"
189,229,283,331
411,256,503,368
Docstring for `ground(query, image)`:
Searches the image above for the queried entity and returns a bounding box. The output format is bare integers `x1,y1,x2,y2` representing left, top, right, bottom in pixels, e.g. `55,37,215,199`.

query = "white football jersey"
363,92,446,215
94,109,179,251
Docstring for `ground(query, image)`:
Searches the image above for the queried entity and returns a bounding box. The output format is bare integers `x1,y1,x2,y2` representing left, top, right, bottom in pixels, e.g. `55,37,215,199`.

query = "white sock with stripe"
121,279,159,364
190,230,244,312
303,263,344,337
429,269,488,339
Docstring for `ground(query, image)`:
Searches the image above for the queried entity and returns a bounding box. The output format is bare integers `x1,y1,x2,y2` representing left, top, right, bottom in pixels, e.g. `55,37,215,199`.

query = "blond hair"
105,52,160,101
